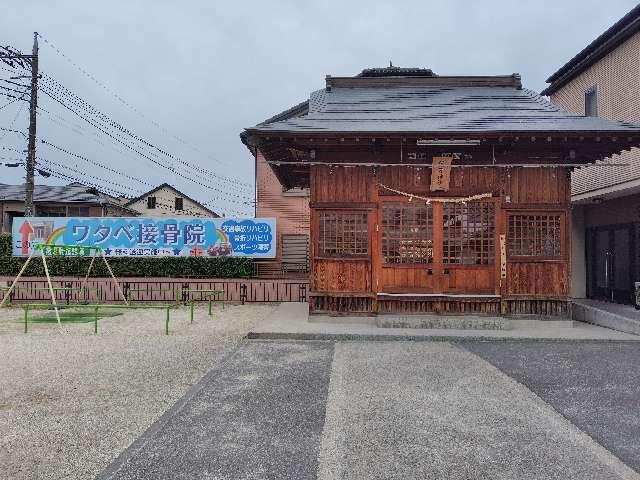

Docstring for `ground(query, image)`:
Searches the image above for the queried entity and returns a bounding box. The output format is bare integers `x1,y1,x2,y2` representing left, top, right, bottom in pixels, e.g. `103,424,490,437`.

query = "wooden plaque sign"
500,234,507,279
431,156,452,191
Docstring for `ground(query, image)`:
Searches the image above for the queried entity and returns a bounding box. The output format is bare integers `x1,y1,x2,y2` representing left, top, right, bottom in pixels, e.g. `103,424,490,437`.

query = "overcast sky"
1,0,638,216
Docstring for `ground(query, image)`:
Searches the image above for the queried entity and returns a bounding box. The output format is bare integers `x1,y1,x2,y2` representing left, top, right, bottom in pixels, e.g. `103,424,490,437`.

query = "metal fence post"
23,304,29,334
165,306,170,335
182,283,189,305
240,284,247,305
7,280,14,305
299,283,307,302
94,306,99,334
122,282,130,304
64,281,72,305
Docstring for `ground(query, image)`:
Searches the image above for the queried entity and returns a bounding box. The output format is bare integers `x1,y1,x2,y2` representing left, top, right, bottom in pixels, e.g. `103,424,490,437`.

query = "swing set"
0,243,128,326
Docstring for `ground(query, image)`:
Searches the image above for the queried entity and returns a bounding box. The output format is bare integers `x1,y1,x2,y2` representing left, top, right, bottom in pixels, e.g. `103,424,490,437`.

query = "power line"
33,65,252,190
40,139,153,187
2,41,253,216
0,100,27,140
38,83,253,204
3,48,254,199
37,32,245,177
38,156,144,194
0,93,27,110
35,166,129,198
38,85,244,203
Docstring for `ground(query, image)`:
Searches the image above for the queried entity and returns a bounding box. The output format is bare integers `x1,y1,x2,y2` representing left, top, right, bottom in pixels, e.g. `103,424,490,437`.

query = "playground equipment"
2,243,226,335
0,243,128,326
21,303,176,335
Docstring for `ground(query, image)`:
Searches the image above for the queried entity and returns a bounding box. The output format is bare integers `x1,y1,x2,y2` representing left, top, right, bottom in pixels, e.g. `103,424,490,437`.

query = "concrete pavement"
98,340,640,479
318,342,636,480
99,341,334,480
465,341,640,473
249,303,640,341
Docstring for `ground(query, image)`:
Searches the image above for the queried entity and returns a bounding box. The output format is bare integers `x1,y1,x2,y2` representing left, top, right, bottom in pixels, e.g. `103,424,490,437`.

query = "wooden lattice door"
377,198,498,295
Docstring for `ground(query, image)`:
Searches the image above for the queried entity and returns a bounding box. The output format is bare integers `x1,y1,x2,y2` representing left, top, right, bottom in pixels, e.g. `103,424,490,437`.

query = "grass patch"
28,310,123,323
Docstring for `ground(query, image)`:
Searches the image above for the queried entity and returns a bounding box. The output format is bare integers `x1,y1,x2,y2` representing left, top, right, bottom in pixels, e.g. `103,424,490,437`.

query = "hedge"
0,234,254,278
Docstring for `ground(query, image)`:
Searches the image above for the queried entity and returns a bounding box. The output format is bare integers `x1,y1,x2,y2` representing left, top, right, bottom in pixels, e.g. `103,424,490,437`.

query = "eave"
248,131,640,190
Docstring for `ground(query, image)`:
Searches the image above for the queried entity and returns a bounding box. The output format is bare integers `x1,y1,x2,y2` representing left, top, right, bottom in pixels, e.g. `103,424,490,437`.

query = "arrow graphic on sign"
19,220,33,255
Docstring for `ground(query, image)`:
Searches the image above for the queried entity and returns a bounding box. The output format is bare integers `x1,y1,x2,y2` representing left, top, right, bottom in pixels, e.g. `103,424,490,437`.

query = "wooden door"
377,198,497,295
439,200,498,295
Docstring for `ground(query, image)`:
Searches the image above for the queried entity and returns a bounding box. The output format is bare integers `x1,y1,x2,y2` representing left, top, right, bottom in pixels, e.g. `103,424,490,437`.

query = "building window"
382,202,433,264
508,213,562,257
443,202,495,265
68,206,91,217
175,197,184,211
585,86,598,117
37,205,66,217
147,196,156,209
318,212,368,257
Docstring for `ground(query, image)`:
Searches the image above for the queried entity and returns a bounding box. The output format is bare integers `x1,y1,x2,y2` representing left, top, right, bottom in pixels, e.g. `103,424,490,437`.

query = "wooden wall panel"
307,161,572,311
311,259,372,293
311,166,376,203
377,166,500,197
446,268,494,294
506,167,570,205
505,262,569,296
380,267,435,293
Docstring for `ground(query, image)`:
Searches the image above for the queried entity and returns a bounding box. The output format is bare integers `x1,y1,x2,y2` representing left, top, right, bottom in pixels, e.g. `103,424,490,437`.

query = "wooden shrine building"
242,67,640,316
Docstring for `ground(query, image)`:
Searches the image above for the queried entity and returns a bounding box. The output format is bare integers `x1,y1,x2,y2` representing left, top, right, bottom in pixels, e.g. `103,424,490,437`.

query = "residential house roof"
542,4,640,96
0,182,137,213
124,183,219,217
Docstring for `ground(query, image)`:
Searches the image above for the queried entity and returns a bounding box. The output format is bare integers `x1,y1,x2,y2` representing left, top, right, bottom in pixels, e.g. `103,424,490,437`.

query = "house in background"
125,183,219,218
241,105,311,278
542,4,640,305
0,182,138,233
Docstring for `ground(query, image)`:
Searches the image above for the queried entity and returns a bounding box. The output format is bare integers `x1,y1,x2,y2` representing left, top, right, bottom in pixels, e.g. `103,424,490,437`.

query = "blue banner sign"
12,217,276,258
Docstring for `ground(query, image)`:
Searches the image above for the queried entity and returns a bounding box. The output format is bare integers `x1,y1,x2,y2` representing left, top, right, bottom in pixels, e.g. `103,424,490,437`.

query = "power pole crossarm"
24,32,39,217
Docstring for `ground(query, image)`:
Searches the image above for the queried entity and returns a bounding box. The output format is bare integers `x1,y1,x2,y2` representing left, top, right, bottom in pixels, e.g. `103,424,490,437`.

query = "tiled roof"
248,84,640,134
571,147,640,197
0,182,123,204
543,4,640,96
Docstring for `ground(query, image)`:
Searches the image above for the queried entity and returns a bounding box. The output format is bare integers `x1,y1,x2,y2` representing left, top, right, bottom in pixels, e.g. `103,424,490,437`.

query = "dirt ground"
0,302,276,480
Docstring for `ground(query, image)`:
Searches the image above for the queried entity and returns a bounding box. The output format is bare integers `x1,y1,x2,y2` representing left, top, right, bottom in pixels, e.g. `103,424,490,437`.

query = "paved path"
98,340,640,479
464,341,640,473
99,341,334,480
319,342,635,480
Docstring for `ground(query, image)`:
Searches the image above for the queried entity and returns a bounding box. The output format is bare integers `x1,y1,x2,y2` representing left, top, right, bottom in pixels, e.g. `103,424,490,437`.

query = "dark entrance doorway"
587,224,636,304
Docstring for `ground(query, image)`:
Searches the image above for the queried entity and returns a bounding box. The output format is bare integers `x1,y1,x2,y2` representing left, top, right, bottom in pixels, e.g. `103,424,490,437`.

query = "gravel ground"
0,303,275,480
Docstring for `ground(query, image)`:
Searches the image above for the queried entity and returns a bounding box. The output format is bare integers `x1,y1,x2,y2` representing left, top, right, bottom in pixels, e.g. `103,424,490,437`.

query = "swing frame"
0,243,128,326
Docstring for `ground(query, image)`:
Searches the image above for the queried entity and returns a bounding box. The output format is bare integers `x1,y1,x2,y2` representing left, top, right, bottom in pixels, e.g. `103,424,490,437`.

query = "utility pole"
24,32,39,217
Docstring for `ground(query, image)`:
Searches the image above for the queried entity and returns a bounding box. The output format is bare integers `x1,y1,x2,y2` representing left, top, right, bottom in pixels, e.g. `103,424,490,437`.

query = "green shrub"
0,233,254,278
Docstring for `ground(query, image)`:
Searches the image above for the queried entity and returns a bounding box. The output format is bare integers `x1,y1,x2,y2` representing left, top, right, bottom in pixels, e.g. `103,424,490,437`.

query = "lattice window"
508,214,562,257
317,212,368,257
382,202,433,264
443,202,495,265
